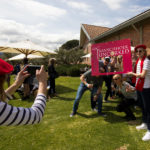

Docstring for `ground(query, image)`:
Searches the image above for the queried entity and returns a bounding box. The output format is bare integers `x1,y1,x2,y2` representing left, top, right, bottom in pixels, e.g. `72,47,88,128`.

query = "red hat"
0,58,14,75
134,44,146,52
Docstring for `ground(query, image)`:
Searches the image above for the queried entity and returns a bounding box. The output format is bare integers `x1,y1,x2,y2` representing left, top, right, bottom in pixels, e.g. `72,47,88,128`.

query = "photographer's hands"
36,65,47,96
5,65,30,96
15,65,30,86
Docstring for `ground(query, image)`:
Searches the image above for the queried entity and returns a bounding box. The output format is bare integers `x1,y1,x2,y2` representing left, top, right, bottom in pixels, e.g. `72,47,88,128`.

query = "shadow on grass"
56,85,76,94
56,96,74,101
103,105,117,111
103,112,142,124
76,112,102,118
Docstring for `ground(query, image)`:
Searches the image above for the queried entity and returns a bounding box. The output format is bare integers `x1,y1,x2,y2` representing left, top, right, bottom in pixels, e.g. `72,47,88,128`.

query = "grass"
0,76,150,150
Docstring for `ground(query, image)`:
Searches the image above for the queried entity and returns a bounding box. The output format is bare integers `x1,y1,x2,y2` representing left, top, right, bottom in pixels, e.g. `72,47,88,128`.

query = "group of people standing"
70,44,150,141
0,43,150,142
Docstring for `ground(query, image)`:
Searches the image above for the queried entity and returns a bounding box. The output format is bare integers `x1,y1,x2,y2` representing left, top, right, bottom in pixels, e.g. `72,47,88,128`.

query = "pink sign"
91,39,132,76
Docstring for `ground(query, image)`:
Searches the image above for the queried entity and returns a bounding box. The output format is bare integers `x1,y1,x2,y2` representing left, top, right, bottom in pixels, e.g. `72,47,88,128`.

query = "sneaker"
122,115,136,121
142,131,150,141
104,100,109,103
22,95,30,100
136,123,147,130
98,112,107,117
92,108,98,112
70,112,76,117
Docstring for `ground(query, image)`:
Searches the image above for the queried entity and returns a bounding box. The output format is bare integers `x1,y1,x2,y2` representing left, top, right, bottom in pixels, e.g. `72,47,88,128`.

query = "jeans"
103,75,112,100
137,88,150,130
73,82,103,114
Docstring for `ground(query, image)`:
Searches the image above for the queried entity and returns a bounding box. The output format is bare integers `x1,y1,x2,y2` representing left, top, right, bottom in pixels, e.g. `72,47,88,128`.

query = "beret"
0,58,14,75
134,44,146,52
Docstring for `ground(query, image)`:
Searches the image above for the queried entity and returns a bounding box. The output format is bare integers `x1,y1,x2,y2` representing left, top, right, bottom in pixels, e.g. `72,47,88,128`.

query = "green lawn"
0,77,150,150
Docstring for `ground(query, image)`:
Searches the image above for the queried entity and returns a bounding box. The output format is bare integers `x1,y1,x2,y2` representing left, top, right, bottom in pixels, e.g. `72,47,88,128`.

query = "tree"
55,47,84,65
60,40,79,50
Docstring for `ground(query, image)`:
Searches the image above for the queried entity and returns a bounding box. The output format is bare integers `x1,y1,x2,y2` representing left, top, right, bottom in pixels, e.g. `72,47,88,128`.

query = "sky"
0,0,149,51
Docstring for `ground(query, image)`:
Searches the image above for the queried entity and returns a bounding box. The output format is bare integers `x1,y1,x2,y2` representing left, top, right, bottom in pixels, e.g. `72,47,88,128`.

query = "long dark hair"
0,75,7,102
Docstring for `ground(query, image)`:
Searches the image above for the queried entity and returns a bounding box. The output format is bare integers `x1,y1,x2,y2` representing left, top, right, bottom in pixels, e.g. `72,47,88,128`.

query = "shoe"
136,123,147,130
92,108,98,112
98,112,107,117
142,131,150,141
122,115,136,121
70,112,76,117
104,100,109,103
22,95,30,100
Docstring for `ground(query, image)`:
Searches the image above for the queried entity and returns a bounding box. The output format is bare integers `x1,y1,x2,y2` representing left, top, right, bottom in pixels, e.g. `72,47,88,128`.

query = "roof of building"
82,24,110,39
91,9,150,42
80,24,110,47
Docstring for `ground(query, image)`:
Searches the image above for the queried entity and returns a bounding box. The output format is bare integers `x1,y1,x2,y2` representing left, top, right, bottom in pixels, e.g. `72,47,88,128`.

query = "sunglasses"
105,59,110,62
136,50,142,53
113,77,120,80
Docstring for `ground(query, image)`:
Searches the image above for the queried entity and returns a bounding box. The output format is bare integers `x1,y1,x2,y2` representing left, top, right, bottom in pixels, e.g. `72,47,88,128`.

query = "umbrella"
131,46,135,52
82,53,91,58
8,54,44,61
0,40,56,56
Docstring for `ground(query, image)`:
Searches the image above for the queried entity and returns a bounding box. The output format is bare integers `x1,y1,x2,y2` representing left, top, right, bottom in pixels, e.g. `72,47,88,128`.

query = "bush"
55,64,90,77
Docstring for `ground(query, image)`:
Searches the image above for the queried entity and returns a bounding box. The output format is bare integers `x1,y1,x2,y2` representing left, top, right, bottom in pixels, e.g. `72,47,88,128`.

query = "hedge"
55,64,90,77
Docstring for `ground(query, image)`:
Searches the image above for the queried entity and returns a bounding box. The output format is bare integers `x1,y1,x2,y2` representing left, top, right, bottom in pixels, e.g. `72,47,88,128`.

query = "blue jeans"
73,82,103,114
137,88,150,130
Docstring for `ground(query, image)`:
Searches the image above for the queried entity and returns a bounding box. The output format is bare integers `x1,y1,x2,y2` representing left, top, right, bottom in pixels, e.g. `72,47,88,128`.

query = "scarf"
134,56,146,91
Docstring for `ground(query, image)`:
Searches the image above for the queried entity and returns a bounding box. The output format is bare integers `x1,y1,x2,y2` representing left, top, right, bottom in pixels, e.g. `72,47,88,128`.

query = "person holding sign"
128,44,150,141
70,69,104,117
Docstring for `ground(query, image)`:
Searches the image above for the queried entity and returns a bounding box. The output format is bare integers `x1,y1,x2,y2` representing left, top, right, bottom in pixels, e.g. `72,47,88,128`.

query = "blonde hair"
48,58,55,66
113,74,122,80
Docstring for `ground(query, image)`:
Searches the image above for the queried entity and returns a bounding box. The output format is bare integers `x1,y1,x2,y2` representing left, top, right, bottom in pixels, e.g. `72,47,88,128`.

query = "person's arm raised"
5,65,30,96
36,65,47,96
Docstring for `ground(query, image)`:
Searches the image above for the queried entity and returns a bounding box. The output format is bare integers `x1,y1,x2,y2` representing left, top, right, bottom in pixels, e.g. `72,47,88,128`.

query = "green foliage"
55,48,84,65
61,39,79,50
56,64,89,76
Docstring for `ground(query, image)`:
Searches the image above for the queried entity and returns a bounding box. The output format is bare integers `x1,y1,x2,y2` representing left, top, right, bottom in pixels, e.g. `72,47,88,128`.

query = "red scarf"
133,56,146,91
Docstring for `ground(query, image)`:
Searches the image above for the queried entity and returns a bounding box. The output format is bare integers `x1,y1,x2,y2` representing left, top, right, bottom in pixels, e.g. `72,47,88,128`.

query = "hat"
104,57,110,62
0,59,14,75
134,44,146,52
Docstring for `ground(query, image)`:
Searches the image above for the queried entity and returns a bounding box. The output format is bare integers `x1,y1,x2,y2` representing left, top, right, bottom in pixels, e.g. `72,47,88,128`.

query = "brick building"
80,9,150,64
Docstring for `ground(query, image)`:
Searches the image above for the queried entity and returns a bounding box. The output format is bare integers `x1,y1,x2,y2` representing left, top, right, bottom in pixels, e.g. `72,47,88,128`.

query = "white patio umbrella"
0,40,56,56
82,53,91,58
8,54,44,61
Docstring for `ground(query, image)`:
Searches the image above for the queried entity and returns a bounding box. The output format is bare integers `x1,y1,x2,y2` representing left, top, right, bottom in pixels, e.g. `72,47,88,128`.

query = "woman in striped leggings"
0,58,47,126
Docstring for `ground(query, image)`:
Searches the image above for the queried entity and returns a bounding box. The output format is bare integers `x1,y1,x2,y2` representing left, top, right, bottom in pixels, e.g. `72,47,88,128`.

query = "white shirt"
136,58,150,88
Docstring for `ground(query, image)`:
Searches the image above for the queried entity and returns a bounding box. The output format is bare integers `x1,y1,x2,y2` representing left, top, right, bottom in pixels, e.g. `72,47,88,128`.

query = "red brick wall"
143,18,150,47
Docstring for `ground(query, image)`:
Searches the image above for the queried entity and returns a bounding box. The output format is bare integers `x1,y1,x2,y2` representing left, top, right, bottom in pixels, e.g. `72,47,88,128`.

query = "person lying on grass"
113,74,137,121
0,58,47,126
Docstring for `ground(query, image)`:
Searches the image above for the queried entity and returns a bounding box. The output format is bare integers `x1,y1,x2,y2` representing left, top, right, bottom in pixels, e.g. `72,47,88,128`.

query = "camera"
26,65,41,76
